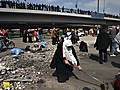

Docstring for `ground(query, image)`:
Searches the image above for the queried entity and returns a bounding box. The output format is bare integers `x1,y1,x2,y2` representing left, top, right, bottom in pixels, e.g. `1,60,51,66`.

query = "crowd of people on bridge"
0,0,119,19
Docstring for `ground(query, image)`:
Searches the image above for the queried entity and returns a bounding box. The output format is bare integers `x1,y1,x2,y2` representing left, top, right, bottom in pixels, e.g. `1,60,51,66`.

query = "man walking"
38,27,43,42
51,27,56,45
94,29,110,64
109,27,119,56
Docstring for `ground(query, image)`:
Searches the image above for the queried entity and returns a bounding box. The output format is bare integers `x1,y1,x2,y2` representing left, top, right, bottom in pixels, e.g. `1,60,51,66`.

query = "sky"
16,0,120,16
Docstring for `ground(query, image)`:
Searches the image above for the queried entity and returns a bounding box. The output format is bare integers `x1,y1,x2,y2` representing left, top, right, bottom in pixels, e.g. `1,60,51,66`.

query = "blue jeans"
110,38,117,55
38,34,42,41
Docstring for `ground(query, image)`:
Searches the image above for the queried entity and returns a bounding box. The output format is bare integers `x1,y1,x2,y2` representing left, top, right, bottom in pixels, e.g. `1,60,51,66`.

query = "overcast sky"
18,0,120,15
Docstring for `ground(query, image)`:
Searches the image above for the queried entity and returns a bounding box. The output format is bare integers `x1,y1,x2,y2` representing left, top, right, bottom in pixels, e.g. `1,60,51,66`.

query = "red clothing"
116,29,119,33
2,29,6,35
114,79,120,90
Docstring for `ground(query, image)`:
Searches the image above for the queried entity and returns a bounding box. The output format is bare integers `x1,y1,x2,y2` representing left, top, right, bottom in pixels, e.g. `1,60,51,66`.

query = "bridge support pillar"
48,27,50,32
19,24,28,37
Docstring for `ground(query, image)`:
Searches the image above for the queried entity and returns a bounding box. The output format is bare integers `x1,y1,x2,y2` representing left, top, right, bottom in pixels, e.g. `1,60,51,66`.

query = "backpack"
114,32,120,45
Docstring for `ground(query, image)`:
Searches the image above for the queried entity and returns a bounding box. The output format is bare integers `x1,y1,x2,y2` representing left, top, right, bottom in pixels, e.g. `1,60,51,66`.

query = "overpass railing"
0,0,119,19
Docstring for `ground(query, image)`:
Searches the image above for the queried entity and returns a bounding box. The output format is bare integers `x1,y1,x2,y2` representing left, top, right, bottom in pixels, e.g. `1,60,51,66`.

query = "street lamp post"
96,0,99,34
75,0,78,13
97,0,99,12
103,0,105,13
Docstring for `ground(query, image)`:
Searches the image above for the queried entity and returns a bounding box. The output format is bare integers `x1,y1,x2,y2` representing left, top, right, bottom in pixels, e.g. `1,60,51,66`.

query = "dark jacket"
94,31,110,50
110,28,117,39
38,29,43,34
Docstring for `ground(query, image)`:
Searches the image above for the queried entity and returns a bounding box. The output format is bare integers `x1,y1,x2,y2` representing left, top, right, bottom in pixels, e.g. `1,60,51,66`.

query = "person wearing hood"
50,36,82,82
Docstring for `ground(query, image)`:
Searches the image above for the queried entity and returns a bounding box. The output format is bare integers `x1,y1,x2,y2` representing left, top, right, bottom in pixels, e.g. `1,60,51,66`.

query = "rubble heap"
0,41,57,90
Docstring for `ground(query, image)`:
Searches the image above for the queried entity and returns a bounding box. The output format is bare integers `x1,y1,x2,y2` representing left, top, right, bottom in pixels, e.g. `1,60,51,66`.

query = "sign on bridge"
91,12,104,19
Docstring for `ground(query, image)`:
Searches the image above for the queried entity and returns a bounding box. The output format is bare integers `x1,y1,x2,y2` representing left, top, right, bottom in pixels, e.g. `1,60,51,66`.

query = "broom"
68,63,109,90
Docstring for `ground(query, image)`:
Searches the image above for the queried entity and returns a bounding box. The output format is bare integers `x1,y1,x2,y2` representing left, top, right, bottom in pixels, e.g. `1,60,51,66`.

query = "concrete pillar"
19,24,28,37
48,27,50,32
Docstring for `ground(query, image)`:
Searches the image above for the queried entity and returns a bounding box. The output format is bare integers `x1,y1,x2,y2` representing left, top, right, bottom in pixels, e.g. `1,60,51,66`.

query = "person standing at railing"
5,0,8,8
33,3,36,10
22,1,25,9
20,1,22,9
29,3,31,9
51,5,54,11
2,0,6,8
42,3,44,10
38,4,41,10
36,3,38,10
48,5,50,11
46,5,48,11
12,0,15,9
62,6,64,12
16,0,20,9
77,8,79,14
57,5,59,12
27,2,30,9
70,8,73,13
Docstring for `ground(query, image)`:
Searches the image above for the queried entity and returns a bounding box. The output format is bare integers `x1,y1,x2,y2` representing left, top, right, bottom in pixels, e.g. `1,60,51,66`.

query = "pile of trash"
0,41,56,90
25,42,46,53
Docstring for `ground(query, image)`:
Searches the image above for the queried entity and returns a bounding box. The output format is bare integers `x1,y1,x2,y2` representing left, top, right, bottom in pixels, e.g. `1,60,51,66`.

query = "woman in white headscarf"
50,36,82,82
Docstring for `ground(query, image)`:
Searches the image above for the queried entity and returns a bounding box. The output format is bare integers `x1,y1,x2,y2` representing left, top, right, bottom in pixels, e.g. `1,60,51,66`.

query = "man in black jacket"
94,29,110,64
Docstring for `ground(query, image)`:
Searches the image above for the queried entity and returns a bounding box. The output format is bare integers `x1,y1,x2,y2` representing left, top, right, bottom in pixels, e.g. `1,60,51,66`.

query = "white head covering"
63,40,77,65
65,40,72,47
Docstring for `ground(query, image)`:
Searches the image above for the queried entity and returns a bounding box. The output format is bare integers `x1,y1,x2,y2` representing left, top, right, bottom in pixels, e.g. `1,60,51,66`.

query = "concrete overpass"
0,8,120,31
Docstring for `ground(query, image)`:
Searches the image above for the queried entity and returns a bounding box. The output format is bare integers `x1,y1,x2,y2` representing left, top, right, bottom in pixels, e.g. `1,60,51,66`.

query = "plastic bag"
10,48,24,55
33,37,36,41
41,41,46,46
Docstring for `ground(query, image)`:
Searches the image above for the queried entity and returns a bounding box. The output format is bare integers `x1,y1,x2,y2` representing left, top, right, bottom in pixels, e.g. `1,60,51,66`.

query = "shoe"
104,60,108,63
99,61,103,64
110,54,116,56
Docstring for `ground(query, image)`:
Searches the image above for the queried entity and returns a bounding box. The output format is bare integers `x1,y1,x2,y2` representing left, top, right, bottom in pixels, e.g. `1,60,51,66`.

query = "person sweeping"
50,36,82,83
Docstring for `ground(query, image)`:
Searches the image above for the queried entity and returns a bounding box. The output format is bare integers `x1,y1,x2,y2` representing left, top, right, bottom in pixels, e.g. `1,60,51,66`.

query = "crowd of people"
51,27,81,45
0,25,120,89
0,0,119,19
50,26,120,90
22,27,43,43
